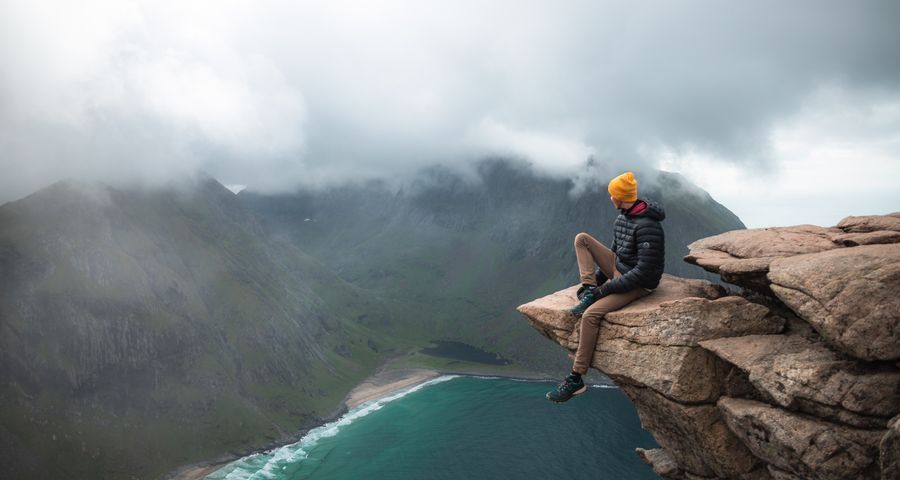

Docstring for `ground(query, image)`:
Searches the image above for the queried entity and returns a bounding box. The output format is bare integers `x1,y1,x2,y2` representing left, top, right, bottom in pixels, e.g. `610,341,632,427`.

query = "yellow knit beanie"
608,171,638,202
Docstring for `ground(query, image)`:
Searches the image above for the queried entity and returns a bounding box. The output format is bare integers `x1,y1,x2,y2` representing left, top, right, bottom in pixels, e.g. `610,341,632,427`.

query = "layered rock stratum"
518,212,900,479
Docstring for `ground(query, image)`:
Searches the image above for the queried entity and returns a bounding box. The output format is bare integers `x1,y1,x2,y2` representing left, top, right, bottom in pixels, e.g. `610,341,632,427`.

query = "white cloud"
1,0,899,230
655,87,900,228
463,117,595,177
224,184,247,194
0,0,307,197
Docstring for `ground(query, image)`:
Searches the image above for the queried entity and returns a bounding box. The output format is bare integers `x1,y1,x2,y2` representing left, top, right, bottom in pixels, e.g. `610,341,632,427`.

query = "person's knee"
574,232,591,246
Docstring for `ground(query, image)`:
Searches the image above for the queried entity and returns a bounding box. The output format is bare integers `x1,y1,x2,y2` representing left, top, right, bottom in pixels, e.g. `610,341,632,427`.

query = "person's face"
610,195,622,209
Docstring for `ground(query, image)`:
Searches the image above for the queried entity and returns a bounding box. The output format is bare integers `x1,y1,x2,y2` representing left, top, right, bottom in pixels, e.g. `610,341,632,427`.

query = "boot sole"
547,385,587,403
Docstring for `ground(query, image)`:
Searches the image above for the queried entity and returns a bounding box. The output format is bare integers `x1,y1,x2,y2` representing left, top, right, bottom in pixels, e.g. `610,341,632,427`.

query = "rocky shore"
518,212,900,479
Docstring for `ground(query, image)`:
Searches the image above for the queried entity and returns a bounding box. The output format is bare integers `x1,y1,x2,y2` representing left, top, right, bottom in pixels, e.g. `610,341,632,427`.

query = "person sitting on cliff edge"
547,171,666,403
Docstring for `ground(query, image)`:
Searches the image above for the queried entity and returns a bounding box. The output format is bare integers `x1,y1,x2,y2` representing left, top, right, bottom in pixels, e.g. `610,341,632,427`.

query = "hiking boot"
546,374,587,403
570,285,600,316
576,284,589,300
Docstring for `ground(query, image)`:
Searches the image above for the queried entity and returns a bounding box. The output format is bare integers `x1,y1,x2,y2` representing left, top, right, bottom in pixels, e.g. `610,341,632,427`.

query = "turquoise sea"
206,375,660,479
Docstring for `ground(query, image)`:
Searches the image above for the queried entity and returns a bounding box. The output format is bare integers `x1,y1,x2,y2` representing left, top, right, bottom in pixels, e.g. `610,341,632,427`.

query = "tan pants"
572,232,652,375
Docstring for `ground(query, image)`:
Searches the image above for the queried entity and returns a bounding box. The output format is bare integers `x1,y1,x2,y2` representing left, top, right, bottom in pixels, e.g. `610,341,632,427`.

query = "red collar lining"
626,200,647,215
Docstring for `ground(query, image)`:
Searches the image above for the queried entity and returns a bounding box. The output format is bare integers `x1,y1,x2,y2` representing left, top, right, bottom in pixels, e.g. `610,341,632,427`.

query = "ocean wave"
207,375,460,479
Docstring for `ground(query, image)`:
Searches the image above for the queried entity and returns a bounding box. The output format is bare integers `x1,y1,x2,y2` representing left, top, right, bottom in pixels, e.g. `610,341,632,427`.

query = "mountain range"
0,159,744,479
239,159,743,369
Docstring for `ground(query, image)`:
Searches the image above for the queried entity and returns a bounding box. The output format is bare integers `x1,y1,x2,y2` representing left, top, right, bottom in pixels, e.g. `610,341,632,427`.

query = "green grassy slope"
0,179,413,479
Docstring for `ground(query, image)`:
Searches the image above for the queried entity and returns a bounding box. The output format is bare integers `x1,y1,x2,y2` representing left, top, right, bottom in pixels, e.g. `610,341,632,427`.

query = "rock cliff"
518,212,900,479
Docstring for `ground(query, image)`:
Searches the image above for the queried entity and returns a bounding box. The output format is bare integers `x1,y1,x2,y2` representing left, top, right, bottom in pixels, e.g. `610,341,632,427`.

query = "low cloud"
1,0,899,206
658,86,900,227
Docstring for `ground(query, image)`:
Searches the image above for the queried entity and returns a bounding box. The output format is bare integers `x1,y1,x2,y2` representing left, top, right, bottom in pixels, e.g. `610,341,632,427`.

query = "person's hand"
594,283,611,299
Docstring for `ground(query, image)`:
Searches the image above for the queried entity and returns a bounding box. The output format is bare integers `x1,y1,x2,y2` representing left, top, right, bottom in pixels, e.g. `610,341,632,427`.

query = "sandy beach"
170,363,558,480
174,464,225,480
342,368,442,409
170,367,443,480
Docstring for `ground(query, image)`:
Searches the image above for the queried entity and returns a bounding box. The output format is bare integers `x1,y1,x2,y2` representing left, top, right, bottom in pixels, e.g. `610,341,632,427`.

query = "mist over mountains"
0,177,398,478
3,1,898,224
0,159,743,478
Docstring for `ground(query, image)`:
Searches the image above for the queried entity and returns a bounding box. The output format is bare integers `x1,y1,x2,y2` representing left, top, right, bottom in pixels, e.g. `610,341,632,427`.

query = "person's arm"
598,223,663,295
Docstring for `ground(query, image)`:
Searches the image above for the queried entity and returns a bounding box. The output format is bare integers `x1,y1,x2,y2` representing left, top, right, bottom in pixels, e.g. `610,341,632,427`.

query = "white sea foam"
208,375,459,479
221,465,253,480
590,384,619,389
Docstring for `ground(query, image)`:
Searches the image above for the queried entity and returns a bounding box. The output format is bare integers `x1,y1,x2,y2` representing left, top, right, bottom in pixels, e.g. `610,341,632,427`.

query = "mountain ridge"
0,177,400,479
0,161,748,478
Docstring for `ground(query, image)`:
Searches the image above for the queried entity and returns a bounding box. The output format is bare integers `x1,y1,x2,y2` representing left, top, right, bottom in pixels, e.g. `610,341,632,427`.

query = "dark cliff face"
239,159,746,370
0,178,395,479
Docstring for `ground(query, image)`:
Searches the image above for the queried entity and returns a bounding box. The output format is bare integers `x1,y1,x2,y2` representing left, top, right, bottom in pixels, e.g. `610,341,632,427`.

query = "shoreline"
167,403,349,480
170,363,571,480
342,367,443,409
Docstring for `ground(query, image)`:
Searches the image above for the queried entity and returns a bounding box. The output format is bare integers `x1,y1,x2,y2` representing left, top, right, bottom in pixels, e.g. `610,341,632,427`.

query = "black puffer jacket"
604,198,666,293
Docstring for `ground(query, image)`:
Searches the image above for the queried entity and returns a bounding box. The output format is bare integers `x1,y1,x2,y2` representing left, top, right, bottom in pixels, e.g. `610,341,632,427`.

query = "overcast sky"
1,0,898,227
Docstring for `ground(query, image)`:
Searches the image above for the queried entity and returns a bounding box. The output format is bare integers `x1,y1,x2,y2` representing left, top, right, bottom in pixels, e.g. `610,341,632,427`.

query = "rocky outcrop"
767,244,900,361
637,448,682,478
518,212,900,479
522,276,783,404
622,383,762,478
883,415,900,479
701,333,900,429
719,397,884,480
683,213,900,293
682,225,842,291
